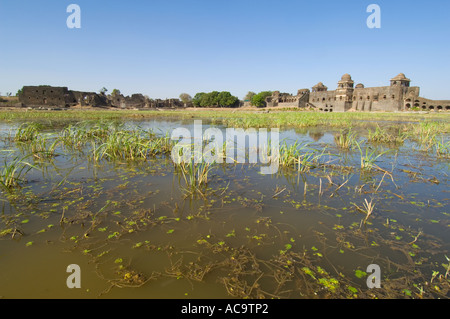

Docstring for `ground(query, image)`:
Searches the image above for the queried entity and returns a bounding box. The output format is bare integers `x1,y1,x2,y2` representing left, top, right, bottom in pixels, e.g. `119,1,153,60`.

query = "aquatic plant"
28,134,60,159
405,121,446,151
354,140,390,171
15,123,43,142
334,128,356,150
174,157,213,198
277,141,326,172
0,153,36,189
434,138,450,158
368,125,406,145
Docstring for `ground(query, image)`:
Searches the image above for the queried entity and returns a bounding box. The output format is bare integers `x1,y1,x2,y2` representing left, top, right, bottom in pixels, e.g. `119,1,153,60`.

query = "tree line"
181,91,273,108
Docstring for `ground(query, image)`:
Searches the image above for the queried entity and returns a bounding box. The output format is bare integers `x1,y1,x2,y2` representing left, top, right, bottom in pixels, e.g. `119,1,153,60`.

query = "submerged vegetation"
0,110,448,299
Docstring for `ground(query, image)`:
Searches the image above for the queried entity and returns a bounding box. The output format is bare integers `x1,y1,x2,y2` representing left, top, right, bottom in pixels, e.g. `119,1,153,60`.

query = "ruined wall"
266,91,310,108
411,97,450,111
149,98,183,108
71,91,109,107
20,86,72,107
308,91,339,112
19,86,110,108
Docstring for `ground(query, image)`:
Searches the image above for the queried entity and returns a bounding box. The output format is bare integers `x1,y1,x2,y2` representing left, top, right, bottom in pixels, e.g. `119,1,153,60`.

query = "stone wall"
19,86,110,108
71,91,110,107
266,90,310,108
408,97,450,111
20,86,72,107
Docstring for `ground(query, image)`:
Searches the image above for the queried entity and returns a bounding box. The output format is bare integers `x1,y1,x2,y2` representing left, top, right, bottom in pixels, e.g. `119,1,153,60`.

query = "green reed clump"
94,130,148,160
59,121,123,148
28,134,60,159
0,153,36,189
277,141,326,172
90,128,171,161
434,138,450,158
15,123,43,142
406,122,441,150
174,157,213,198
354,140,390,171
13,124,60,159
368,125,406,145
334,128,356,150
278,141,303,167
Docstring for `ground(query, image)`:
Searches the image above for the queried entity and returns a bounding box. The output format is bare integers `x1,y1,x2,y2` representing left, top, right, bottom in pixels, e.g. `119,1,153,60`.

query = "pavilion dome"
391,73,411,81
341,73,352,81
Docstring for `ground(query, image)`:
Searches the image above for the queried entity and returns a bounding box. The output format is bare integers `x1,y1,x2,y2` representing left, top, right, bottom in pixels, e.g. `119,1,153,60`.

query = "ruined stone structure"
19,86,109,108
18,86,183,109
110,93,149,109
21,86,73,107
71,91,109,107
148,98,184,108
266,74,450,112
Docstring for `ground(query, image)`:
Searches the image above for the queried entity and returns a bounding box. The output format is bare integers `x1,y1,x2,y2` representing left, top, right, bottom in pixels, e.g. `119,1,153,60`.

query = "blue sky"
1,0,449,99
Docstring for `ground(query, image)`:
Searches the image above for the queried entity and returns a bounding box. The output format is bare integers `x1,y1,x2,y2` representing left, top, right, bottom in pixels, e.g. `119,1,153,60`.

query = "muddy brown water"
0,119,448,299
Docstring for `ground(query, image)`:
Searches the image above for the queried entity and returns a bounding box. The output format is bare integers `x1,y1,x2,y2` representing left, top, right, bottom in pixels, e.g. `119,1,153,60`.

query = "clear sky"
1,0,449,100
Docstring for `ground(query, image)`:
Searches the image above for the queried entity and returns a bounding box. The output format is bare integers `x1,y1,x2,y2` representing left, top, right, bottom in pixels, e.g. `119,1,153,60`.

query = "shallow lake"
0,118,448,298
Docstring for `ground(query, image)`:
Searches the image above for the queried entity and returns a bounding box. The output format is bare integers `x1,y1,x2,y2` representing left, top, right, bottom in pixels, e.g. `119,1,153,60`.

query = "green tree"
179,93,192,105
204,91,220,107
192,93,205,107
251,91,273,107
100,87,108,95
217,91,239,107
193,91,239,107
